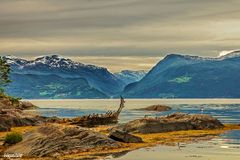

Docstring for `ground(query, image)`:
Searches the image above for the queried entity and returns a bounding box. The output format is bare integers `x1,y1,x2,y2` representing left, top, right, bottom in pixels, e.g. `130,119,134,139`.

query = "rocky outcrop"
0,96,37,110
0,109,39,131
18,101,37,110
5,124,120,157
136,104,171,112
112,113,224,134
0,109,61,132
109,130,143,143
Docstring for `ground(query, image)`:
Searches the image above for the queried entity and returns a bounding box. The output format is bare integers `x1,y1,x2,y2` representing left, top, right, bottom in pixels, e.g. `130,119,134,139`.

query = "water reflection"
112,130,240,160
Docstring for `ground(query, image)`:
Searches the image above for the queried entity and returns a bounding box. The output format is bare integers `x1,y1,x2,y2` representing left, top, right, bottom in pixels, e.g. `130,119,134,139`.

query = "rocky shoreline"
5,124,120,157
112,112,224,134
0,99,239,160
0,95,37,110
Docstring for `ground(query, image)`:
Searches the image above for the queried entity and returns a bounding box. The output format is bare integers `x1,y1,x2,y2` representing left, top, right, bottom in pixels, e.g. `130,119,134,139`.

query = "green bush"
4,132,23,145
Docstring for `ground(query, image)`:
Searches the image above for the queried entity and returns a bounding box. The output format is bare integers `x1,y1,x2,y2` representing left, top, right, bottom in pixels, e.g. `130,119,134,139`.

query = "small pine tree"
0,56,11,94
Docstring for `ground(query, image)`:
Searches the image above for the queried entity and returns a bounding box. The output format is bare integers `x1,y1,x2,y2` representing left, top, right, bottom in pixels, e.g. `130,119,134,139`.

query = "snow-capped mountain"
122,53,240,98
3,55,125,98
218,50,240,59
114,70,147,85
3,55,28,67
4,55,102,71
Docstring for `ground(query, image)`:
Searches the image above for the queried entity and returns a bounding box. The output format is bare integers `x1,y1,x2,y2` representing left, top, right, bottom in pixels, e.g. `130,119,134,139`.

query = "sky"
0,0,240,71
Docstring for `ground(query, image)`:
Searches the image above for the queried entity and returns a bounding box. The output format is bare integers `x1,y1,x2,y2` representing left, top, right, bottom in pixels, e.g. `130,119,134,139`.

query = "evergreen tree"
0,56,11,93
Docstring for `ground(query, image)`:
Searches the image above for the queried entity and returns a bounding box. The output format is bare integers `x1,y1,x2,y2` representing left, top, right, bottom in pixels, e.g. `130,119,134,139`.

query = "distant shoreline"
25,98,240,105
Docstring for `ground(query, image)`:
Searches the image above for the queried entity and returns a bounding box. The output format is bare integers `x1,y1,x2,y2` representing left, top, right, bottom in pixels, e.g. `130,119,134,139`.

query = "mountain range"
2,50,240,99
114,70,146,85
122,50,240,98
3,55,145,99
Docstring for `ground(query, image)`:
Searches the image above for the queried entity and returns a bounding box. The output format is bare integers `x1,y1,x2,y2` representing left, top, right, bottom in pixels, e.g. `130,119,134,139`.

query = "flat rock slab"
5,124,120,157
112,112,224,134
109,130,143,143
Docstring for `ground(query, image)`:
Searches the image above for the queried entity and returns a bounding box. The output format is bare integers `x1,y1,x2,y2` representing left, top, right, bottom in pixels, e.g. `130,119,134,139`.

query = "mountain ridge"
2,51,240,98
122,51,240,98
3,55,124,98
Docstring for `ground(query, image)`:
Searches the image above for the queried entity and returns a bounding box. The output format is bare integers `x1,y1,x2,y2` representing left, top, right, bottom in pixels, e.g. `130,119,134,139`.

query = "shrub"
4,132,23,145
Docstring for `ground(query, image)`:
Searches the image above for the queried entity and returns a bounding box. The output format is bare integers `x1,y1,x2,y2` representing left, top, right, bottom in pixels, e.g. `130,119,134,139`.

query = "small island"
135,104,172,112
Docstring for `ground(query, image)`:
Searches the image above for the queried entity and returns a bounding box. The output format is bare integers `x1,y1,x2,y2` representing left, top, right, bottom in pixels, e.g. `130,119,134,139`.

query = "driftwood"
71,97,125,127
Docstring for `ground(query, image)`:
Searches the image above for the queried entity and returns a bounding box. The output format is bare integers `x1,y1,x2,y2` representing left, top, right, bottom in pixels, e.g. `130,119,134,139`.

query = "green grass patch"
39,91,50,96
169,76,192,83
4,132,23,145
76,91,82,96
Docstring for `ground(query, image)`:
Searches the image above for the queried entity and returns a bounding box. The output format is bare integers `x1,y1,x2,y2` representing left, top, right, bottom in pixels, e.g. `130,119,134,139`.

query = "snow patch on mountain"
218,50,240,59
114,70,147,84
3,55,106,71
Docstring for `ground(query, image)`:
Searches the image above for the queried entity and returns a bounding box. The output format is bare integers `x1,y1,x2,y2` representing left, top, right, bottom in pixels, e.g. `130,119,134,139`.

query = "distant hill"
3,55,124,99
122,51,240,98
7,73,108,99
114,70,146,85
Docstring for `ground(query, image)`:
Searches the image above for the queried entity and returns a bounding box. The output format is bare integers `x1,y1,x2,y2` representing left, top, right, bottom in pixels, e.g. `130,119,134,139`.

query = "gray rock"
0,97,37,110
18,101,38,110
112,112,224,134
5,124,120,157
0,109,62,132
109,130,143,143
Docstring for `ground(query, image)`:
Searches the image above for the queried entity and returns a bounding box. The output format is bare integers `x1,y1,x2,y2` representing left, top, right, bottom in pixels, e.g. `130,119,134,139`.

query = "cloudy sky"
0,0,240,71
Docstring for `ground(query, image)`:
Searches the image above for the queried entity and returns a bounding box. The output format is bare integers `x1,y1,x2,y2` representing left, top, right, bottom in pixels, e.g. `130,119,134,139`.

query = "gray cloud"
0,0,240,58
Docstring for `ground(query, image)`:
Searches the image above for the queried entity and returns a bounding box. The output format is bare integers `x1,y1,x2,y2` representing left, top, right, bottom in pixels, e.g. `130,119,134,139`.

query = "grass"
0,124,239,160
4,132,23,144
39,91,49,96
0,126,38,139
61,124,240,160
169,76,192,83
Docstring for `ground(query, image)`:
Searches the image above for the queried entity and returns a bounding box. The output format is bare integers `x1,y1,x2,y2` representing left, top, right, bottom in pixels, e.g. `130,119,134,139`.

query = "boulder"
137,104,171,112
112,112,224,134
5,124,120,157
109,130,143,143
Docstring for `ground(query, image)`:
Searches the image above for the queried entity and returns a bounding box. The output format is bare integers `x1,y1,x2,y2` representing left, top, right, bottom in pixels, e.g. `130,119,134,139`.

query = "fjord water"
29,99,240,160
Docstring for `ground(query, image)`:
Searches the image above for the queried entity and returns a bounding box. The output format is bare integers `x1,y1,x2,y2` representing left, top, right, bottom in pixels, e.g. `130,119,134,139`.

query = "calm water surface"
28,99,240,160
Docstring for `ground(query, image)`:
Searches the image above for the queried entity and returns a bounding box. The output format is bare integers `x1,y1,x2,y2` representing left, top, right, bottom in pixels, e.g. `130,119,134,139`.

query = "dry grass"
0,124,239,160
89,125,112,133
60,124,240,159
0,126,38,155
0,126,38,139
